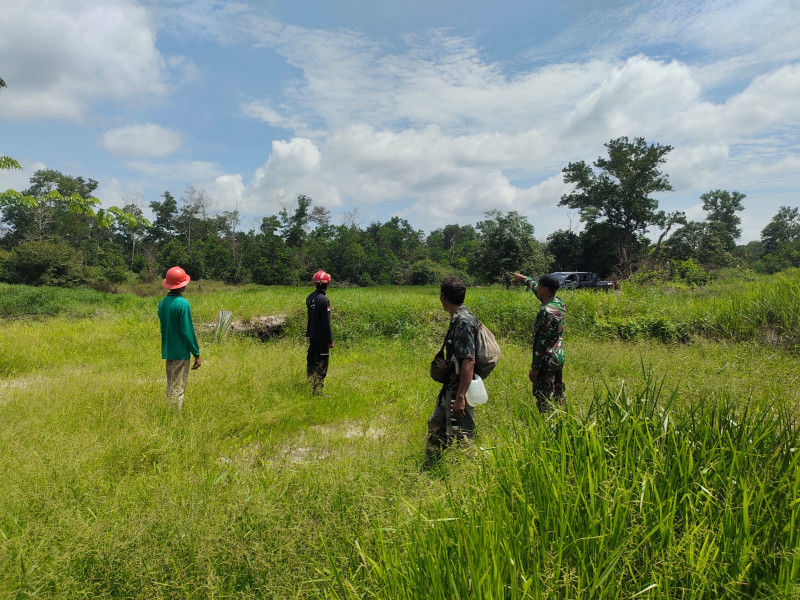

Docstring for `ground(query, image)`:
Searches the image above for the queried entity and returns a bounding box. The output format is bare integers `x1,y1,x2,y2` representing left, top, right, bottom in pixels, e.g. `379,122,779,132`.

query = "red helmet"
312,270,331,284
163,266,191,289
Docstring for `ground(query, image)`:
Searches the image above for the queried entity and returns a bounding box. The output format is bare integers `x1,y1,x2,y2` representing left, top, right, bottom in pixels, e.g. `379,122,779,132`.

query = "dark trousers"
426,384,475,458
306,341,330,394
532,366,566,413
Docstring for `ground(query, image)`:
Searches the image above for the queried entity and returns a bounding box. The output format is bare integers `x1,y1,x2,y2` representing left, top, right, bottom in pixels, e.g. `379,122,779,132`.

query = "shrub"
410,259,449,285
631,269,662,286
669,258,709,287
2,240,86,286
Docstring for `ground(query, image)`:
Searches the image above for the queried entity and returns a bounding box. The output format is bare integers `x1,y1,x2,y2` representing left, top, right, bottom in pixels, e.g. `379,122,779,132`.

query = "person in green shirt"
158,266,201,410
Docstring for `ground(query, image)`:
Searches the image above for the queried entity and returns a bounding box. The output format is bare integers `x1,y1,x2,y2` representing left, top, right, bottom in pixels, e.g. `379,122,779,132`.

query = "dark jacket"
306,289,332,344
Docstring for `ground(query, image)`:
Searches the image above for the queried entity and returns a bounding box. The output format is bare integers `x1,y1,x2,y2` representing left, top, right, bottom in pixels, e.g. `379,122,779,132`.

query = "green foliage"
147,190,179,245
560,136,673,236
545,228,582,271
1,240,86,286
0,156,21,170
130,254,148,275
701,189,745,251
761,206,800,254
631,269,661,286
158,237,189,272
98,245,129,287
471,210,550,283
409,258,450,285
669,258,709,287
326,378,800,599
280,193,313,248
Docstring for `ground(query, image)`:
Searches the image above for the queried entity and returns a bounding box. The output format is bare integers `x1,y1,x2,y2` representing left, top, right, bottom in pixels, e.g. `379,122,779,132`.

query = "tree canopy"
560,136,673,237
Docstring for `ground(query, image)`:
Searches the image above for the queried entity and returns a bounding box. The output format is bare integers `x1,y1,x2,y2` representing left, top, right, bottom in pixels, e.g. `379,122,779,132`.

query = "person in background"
426,276,479,464
306,270,334,395
528,273,566,412
158,266,201,411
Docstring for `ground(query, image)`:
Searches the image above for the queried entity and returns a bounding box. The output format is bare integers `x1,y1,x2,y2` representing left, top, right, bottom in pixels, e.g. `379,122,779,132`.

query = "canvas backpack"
474,321,501,379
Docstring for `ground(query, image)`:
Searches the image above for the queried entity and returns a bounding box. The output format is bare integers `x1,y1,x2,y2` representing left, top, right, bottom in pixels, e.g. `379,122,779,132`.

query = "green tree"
760,206,800,254
280,194,313,249
701,190,745,251
329,224,367,284
1,169,102,245
577,222,636,277
471,210,550,283
560,137,673,270
663,221,733,269
662,222,706,262
546,229,582,271
159,237,189,273
148,191,179,245
653,211,687,255
114,202,150,264
176,186,210,255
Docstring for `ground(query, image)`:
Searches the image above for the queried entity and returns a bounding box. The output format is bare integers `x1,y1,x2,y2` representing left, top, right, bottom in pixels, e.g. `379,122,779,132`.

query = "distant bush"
631,269,662,286
410,259,450,285
1,240,87,286
669,258,709,287
0,282,140,318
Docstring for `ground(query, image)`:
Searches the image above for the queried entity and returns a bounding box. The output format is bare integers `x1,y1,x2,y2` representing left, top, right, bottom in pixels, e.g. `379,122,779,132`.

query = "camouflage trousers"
532,366,566,413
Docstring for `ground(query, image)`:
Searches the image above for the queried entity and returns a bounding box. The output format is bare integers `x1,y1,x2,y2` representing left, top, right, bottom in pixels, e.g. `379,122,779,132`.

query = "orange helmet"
163,266,191,289
312,270,331,284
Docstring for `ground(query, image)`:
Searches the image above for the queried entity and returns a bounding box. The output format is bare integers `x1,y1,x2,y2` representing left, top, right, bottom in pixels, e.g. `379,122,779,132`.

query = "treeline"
2,137,800,289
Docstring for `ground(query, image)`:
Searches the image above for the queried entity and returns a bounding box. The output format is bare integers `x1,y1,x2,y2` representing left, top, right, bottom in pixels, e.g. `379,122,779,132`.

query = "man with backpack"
426,277,480,462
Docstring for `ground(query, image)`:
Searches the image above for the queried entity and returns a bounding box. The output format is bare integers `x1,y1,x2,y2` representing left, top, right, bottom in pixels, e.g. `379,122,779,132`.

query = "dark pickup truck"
552,271,613,290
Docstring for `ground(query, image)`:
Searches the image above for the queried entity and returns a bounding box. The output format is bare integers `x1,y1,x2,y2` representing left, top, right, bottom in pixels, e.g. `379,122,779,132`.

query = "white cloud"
0,160,47,193
124,159,223,180
198,174,245,213
31,0,796,241
240,100,307,131
0,0,189,119
101,123,185,158
664,143,730,190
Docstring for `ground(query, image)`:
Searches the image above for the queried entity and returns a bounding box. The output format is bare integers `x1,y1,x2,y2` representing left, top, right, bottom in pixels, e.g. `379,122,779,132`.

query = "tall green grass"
1,282,799,598
3,270,800,347
323,370,800,599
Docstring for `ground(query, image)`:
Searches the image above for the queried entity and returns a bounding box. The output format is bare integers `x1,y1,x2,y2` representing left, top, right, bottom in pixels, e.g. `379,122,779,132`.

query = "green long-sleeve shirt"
158,292,200,360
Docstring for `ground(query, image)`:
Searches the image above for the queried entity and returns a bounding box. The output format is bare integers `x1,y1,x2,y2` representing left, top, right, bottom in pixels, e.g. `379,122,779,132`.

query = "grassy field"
0,278,799,598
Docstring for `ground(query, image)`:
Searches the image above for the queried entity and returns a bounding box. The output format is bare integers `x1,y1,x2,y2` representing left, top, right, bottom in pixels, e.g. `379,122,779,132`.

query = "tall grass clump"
0,283,146,319
324,372,800,599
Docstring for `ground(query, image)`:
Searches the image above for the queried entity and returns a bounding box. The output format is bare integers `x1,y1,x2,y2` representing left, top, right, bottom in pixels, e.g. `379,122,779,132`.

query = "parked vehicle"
552,271,613,290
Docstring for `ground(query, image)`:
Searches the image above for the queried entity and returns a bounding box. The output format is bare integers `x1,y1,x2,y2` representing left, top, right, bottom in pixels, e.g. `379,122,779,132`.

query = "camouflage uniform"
427,306,479,455
531,297,566,412
523,277,538,294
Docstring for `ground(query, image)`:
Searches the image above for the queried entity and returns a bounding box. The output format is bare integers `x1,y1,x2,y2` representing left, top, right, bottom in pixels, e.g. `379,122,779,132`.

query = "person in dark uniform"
306,270,333,395
426,276,479,465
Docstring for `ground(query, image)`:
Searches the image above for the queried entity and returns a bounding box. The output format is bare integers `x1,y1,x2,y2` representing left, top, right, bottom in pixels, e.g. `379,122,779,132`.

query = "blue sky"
2,0,799,241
